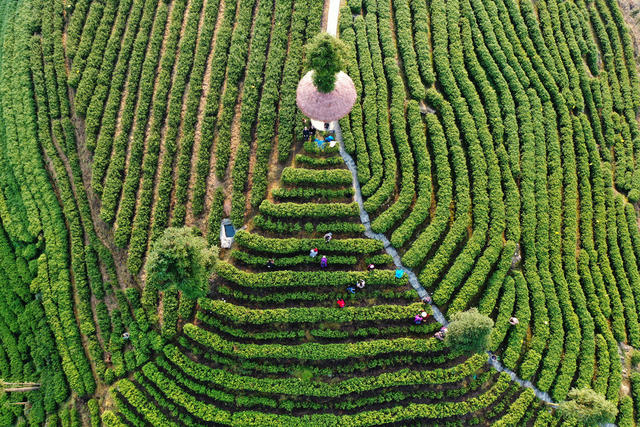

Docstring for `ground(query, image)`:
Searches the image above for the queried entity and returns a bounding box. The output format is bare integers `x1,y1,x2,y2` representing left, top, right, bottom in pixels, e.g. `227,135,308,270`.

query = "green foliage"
556,388,617,425
445,308,494,354
304,33,348,93
145,227,218,299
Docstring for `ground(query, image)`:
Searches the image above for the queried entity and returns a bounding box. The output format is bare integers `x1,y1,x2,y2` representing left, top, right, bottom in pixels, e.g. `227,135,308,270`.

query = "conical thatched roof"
296,70,357,122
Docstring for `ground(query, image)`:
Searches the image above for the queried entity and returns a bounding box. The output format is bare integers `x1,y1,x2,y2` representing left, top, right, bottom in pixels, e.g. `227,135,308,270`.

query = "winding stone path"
335,126,447,324
334,124,557,407
324,0,558,411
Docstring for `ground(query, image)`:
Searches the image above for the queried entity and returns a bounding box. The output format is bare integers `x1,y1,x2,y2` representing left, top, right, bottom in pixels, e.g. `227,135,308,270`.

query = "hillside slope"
1,0,640,424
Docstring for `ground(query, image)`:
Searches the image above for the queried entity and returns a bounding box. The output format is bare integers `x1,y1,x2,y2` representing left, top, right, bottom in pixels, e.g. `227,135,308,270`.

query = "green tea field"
1,0,640,424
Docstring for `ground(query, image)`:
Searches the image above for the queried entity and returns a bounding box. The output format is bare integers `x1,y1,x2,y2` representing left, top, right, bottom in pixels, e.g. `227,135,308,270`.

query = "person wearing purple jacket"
320,256,328,269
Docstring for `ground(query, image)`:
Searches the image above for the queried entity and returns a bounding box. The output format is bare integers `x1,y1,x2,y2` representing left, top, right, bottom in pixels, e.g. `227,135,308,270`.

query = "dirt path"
321,0,330,31
221,0,263,213
185,0,227,226
42,118,103,396
147,0,195,240
244,0,282,215
122,0,172,176
619,0,640,62
166,0,214,227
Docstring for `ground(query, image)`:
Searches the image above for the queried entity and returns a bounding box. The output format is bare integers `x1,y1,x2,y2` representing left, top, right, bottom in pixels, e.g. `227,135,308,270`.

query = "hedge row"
248,0,299,208
159,355,481,412
185,323,448,360
125,0,193,273
214,260,403,288
409,0,435,86
68,0,117,88
339,12,370,175
181,333,462,375
360,13,396,213
161,344,479,397
276,0,324,162
33,50,108,391
272,186,354,201
389,101,431,248
149,0,206,239
231,249,358,267
281,167,353,186
295,153,345,167
206,187,225,246
369,59,414,234
253,214,364,234
92,0,158,214
352,16,379,191
213,0,258,179
167,0,222,226
400,103,452,269
259,200,359,219
234,230,382,254
190,0,238,216
25,19,98,398
228,0,277,226
64,0,93,60
196,311,438,340
118,360,511,425
391,0,425,99
110,1,171,246
198,299,427,324
216,283,416,305
74,0,134,118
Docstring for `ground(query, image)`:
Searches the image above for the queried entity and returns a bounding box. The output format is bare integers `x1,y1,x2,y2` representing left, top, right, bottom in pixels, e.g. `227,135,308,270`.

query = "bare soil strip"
146,0,196,242
244,0,280,215
121,0,177,242
165,0,213,227
220,0,263,215
185,0,227,226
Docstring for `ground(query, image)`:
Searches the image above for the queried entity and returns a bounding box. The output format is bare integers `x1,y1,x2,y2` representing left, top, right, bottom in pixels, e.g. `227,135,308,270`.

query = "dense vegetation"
0,0,640,423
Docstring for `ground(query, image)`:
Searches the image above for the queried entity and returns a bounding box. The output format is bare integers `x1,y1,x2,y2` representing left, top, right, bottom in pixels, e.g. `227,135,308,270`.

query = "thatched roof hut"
296,70,356,122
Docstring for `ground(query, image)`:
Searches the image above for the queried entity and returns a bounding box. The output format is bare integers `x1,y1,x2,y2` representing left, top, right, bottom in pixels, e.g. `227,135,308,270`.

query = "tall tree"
145,227,218,299
445,308,493,353
555,388,617,426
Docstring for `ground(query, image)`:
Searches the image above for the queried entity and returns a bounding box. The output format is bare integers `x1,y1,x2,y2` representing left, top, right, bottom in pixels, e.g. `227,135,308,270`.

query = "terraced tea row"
102,136,548,425
339,0,640,420
68,0,324,275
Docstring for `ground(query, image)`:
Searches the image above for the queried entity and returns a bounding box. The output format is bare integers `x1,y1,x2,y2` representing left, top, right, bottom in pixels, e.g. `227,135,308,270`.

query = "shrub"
445,308,494,354
145,227,218,299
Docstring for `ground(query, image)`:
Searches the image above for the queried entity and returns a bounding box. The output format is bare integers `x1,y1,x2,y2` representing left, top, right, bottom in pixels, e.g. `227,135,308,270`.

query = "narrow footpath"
325,0,559,410
334,124,555,406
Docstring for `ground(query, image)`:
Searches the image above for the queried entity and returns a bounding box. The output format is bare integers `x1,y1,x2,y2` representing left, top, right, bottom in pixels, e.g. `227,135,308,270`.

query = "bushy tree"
556,388,617,426
445,308,493,353
305,33,348,93
145,227,218,299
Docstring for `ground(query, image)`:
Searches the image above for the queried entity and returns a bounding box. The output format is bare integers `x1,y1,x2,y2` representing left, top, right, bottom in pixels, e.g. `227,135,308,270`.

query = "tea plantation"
1,0,640,424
